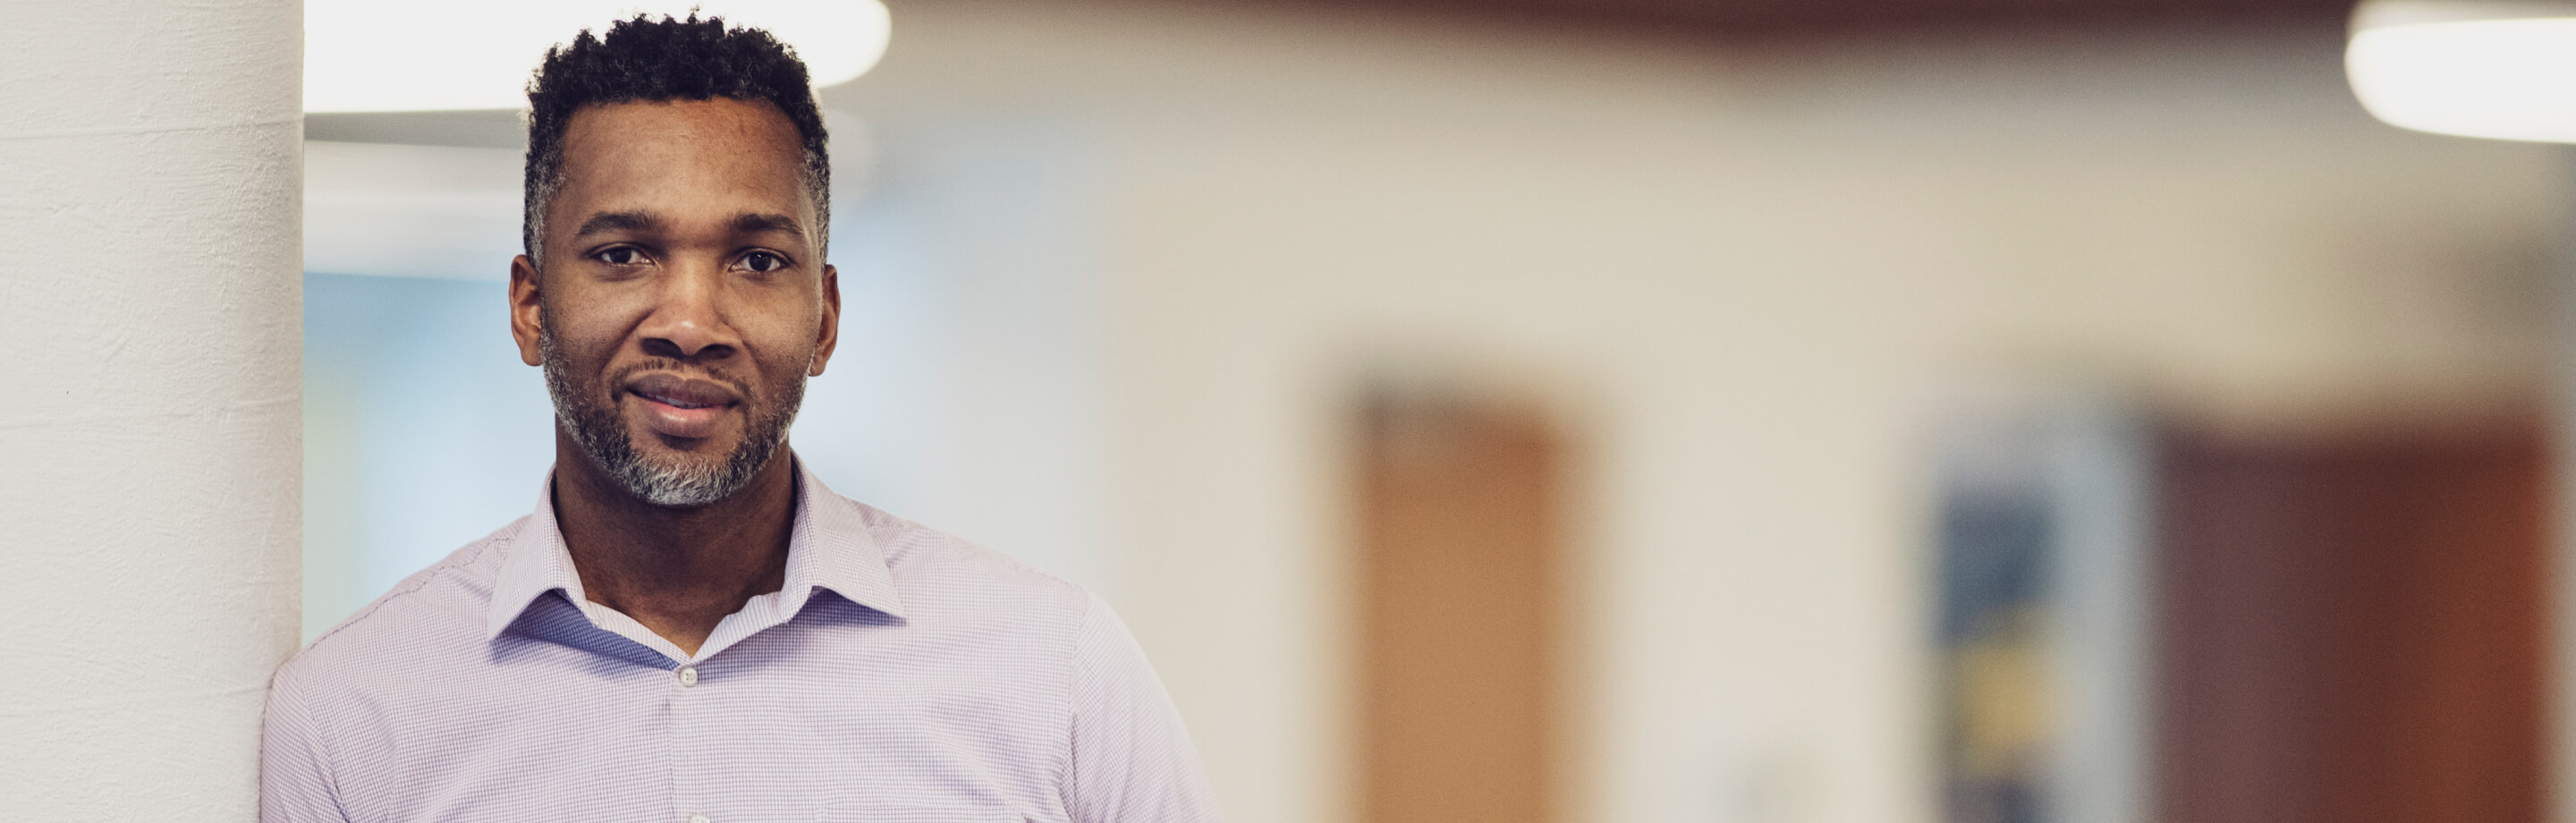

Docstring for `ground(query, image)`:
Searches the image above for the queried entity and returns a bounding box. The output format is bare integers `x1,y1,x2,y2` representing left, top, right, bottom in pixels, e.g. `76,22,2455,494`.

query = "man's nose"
637,264,739,360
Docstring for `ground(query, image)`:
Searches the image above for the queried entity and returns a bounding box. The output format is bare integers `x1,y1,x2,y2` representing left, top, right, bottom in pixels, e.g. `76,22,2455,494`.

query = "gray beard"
538,326,804,507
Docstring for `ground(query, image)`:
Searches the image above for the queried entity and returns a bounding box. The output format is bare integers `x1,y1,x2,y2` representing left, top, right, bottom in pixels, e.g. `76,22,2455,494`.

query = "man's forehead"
572,209,809,242
562,97,802,151
547,98,814,232
561,97,803,166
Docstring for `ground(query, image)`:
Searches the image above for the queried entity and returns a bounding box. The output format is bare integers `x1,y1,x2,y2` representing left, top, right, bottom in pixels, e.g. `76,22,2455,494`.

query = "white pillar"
0,1,302,819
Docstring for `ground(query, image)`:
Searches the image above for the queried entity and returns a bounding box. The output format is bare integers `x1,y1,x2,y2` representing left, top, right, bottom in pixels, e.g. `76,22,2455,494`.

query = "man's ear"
509,255,545,367
810,263,841,377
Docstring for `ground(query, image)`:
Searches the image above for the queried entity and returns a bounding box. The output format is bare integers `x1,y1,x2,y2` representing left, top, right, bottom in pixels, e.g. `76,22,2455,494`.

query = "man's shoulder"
271,517,527,701
838,496,1096,630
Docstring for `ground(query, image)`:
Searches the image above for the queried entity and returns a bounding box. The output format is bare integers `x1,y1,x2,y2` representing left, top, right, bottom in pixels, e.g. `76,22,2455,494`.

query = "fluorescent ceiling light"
2348,0,2576,142
307,0,889,113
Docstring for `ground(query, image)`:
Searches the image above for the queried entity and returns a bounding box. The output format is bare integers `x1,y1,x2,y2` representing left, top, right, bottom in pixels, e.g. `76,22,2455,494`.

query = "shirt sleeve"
1062,591,1223,823
261,666,351,823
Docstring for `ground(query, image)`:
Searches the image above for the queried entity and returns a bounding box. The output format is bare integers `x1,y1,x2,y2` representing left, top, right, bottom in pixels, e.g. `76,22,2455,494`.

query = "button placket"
670,661,706,823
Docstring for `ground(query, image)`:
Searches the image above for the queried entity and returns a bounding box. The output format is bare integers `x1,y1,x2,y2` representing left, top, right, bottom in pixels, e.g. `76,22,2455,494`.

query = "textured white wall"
0,1,303,819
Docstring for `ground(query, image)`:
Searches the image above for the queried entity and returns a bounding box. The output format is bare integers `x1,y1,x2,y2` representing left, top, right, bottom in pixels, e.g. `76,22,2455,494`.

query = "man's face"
508,98,839,507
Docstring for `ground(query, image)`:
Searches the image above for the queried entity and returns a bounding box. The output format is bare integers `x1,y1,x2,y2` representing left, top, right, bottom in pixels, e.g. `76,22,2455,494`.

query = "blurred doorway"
1354,390,1572,823
2157,420,2549,823
1933,397,2546,823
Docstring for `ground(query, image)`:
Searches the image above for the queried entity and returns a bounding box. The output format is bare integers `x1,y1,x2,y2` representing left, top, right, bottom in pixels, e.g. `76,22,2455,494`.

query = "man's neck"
548,433,799,658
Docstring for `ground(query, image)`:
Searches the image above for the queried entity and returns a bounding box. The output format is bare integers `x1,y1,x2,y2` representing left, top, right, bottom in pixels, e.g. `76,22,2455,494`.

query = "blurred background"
298,2,2565,823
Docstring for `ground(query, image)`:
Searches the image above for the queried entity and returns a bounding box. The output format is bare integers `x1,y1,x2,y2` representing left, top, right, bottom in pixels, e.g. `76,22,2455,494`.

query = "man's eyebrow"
731,212,806,240
572,211,660,240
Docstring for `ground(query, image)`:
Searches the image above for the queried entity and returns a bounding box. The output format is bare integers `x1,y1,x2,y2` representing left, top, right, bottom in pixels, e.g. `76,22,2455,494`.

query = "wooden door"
1355,393,1569,823
2157,420,2548,823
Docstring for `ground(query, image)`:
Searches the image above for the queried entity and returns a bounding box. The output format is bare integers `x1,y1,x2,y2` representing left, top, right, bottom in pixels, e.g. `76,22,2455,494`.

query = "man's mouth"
634,390,721,410
623,373,743,439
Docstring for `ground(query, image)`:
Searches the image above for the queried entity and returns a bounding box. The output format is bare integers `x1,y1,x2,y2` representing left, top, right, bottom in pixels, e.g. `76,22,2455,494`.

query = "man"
263,15,1219,822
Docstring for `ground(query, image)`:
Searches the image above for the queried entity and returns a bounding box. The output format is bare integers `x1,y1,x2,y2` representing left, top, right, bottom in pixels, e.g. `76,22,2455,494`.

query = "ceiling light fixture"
2348,0,2576,142
306,0,890,113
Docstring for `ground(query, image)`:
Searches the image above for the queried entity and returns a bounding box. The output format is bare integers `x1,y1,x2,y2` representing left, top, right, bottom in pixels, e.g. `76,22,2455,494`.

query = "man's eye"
596,248,645,266
741,251,787,273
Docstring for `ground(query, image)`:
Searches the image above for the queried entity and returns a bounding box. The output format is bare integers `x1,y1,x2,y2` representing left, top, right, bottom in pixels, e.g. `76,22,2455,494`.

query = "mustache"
605,358,752,403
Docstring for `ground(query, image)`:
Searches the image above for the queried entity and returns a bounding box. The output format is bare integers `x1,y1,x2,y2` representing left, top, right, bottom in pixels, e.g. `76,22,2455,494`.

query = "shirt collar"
483,455,908,643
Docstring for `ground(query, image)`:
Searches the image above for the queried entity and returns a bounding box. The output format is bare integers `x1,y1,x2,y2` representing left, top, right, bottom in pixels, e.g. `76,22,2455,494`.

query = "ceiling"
1251,0,2355,38
304,0,2365,149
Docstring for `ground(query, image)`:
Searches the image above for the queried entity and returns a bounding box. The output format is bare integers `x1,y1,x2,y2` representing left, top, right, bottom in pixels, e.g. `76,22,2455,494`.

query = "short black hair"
522,13,831,267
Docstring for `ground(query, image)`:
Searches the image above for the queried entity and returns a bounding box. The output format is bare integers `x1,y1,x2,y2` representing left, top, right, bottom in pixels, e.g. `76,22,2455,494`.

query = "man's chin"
608,457,741,508
621,445,738,483
602,428,788,508
631,429,740,458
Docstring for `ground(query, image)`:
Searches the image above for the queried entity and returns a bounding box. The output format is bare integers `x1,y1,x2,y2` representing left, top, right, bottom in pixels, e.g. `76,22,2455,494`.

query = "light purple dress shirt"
262,458,1221,823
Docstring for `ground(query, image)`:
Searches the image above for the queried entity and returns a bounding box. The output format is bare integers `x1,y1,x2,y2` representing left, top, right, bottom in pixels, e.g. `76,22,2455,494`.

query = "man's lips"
623,373,741,439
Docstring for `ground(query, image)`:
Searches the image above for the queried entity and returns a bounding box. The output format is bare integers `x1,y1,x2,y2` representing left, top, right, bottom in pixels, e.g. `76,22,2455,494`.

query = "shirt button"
689,815,709,823
676,666,699,688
